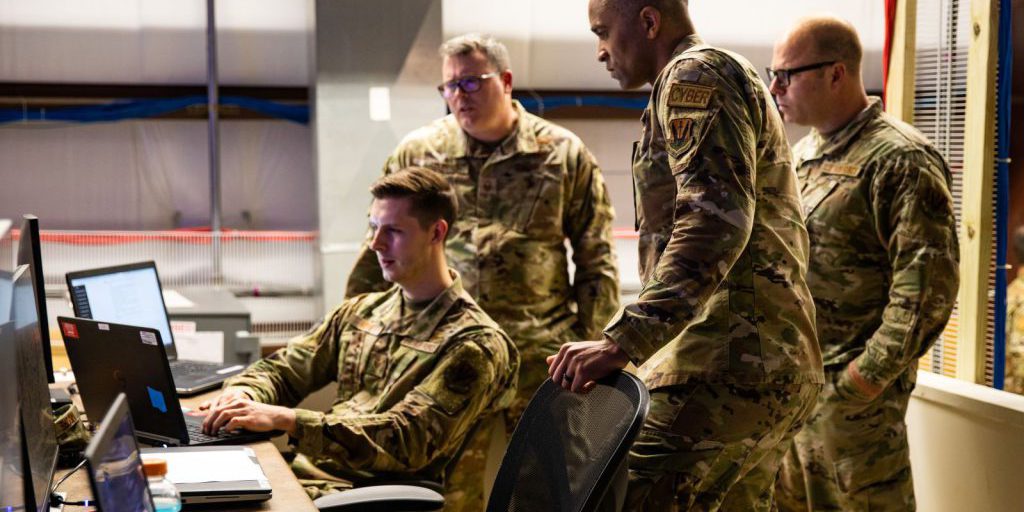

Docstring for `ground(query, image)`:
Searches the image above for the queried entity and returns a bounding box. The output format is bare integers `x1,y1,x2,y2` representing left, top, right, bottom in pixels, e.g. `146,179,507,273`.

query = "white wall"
908,372,1024,512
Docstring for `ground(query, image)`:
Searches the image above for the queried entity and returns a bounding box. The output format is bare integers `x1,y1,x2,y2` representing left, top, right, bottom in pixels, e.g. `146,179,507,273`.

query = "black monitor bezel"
13,265,58,512
64,260,178,361
17,215,55,383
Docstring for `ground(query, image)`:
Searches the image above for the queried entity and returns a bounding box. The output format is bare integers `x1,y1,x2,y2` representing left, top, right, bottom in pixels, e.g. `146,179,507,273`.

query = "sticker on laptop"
61,322,79,340
98,323,110,331
147,386,168,413
140,331,159,346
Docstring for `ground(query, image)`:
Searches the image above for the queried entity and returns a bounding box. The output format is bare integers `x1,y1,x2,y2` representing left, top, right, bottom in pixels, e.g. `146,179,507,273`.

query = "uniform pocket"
505,164,562,233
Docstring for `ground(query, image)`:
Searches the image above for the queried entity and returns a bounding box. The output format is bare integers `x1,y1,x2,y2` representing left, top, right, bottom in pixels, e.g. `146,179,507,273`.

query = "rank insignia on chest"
669,118,696,144
668,83,714,109
820,162,862,177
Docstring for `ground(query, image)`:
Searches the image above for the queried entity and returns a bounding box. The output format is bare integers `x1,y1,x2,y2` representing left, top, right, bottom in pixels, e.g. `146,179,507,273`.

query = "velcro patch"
821,162,862,177
669,118,696,145
668,83,714,109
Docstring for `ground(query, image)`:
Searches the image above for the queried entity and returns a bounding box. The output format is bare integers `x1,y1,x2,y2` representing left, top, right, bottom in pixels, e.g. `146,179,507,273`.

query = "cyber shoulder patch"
669,118,696,144
668,83,714,109
821,162,862,177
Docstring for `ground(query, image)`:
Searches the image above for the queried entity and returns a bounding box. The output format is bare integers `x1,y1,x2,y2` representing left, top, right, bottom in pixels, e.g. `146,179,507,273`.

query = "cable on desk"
50,458,95,507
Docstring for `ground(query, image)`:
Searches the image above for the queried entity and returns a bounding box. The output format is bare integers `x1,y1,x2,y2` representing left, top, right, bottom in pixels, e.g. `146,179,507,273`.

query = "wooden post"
885,0,918,122
956,0,1000,383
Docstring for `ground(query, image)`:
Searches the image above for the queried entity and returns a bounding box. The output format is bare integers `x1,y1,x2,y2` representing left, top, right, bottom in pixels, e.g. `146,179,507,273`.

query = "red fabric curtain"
883,0,899,105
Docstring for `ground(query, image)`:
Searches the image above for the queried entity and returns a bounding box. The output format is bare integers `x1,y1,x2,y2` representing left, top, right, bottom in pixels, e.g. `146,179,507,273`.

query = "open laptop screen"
67,262,176,359
85,393,155,512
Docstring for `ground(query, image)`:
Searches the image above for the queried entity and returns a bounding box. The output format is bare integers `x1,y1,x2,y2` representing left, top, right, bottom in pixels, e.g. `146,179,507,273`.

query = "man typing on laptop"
196,167,520,499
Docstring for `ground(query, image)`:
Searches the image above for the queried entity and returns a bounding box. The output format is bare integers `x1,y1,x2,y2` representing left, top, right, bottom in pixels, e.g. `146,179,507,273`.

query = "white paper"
142,450,266,485
173,330,224,363
162,290,195,309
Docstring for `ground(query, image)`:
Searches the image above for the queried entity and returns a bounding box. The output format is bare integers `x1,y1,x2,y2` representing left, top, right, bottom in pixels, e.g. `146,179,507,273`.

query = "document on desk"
143,448,267,484
173,330,224,363
162,290,196,309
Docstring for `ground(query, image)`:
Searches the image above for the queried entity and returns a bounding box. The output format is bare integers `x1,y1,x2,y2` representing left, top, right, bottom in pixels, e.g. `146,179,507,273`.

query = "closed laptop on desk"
58,316,275,447
66,261,244,395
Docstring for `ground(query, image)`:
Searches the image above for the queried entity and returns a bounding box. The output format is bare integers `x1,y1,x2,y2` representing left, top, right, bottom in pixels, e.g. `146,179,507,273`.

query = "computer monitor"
84,393,156,512
0,219,12,274
66,262,177,359
0,320,27,510
17,215,55,383
13,265,58,512
0,220,13,323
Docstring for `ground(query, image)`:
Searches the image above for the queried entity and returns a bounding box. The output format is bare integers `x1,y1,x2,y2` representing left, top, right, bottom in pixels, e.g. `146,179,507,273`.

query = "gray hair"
439,33,511,72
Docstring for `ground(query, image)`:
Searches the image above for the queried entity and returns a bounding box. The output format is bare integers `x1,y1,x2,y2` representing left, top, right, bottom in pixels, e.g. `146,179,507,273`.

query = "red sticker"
61,322,79,340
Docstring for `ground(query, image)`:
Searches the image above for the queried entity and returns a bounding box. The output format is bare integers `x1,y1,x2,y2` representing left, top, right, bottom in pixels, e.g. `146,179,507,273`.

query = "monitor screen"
17,215,55,383
13,266,58,512
85,394,155,512
66,263,175,357
0,319,26,510
0,221,12,324
0,219,12,274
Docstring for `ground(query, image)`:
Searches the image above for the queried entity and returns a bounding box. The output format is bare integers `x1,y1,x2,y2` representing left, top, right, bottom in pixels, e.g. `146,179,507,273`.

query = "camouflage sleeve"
848,150,959,389
344,154,402,297
290,330,517,474
604,57,758,363
565,143,620,339
222,300,358,406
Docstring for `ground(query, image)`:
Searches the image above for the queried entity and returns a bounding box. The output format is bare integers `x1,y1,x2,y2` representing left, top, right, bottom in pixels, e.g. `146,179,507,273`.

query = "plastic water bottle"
143,458,182,512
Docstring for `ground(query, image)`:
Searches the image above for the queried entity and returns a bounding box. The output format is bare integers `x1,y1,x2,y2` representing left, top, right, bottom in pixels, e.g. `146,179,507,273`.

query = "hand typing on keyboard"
197,389,298,437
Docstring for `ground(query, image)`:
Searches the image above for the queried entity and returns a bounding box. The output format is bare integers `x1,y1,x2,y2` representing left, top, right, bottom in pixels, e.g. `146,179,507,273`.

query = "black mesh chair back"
486,371,650,512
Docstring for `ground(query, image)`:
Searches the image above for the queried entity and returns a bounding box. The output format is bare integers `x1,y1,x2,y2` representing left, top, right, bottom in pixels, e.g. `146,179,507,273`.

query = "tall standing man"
769,17,959,511
347,34,620,430
548,1,824,509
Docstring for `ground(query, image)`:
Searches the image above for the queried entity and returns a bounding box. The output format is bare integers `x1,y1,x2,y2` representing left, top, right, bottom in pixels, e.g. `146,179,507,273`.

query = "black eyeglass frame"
437,72,501,98
765,61,837,88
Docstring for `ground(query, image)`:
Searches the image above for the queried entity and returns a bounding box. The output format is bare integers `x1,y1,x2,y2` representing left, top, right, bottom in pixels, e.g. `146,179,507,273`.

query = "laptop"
88,394,272,508
66,261,245,395
59,316,275,447
83,393,157,512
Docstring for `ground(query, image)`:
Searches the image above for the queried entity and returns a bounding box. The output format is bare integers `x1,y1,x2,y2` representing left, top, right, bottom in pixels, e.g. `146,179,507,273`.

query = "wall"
908,371,1024,511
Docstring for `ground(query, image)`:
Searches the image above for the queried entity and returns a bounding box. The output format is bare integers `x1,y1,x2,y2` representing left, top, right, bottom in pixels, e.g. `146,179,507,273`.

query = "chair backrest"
486,371,650,512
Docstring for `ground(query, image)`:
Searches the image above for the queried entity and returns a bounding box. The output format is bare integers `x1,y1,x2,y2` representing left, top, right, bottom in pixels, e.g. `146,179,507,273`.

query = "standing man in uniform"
198,167,519,500
548,1,823,509
346,32,619,450
769,17,959,511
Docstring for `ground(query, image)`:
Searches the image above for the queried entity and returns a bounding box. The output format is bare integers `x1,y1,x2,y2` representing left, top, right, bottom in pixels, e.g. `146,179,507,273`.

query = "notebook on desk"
65,261,244,396
59,316,277,447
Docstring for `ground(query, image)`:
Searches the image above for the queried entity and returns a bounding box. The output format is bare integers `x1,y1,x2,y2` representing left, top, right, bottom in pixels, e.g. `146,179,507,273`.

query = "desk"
55,391,316,511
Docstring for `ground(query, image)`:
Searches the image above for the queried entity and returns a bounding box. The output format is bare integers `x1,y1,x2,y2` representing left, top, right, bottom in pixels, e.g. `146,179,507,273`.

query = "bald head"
602,0,687,18
783,16,863,74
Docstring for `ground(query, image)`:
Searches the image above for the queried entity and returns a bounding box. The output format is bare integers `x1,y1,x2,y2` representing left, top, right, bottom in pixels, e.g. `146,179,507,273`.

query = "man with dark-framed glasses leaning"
345,33,620,511
769,16,959,511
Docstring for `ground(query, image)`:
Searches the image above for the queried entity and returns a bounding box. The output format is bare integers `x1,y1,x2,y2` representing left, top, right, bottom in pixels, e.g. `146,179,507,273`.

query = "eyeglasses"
765,61,837,88
437,72,499,99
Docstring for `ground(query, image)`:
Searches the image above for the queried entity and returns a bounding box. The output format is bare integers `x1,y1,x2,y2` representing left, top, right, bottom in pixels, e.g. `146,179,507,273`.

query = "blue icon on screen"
147,386,167,413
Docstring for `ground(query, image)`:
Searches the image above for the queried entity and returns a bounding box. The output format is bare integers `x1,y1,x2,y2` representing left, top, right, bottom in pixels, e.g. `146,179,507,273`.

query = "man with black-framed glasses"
770,16,959,512
345,32,620,512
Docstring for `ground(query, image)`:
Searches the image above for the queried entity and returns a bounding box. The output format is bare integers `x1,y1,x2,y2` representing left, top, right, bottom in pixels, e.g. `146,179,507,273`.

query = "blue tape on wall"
992,0,1013,389
0,95,309,125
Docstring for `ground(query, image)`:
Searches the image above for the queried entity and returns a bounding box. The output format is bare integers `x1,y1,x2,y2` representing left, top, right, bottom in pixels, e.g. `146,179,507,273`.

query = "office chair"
314,371,650,512
486,371,649,512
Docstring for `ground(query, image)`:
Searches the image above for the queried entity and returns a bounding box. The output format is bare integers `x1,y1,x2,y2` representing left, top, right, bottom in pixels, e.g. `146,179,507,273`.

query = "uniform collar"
671,34,706,59
803,97,883,161
378,269,467,340
448,100,538,159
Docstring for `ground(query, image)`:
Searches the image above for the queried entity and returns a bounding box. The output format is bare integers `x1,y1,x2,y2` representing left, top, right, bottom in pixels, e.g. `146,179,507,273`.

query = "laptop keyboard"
171,360,223,376
185,420,249,444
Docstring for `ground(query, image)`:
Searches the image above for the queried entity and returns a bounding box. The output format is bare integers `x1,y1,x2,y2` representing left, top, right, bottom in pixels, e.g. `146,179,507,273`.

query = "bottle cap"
143,458,168,477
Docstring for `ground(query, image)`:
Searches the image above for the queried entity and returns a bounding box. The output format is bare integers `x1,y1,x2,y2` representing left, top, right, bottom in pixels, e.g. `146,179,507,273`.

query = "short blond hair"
439,33,511,72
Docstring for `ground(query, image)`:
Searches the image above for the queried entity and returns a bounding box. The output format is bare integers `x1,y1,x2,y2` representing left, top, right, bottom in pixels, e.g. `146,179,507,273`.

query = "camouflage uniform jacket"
1005,270,1024,393
223,272,519,483
604,35,823,389
346,101,620,356
795,97,959,390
